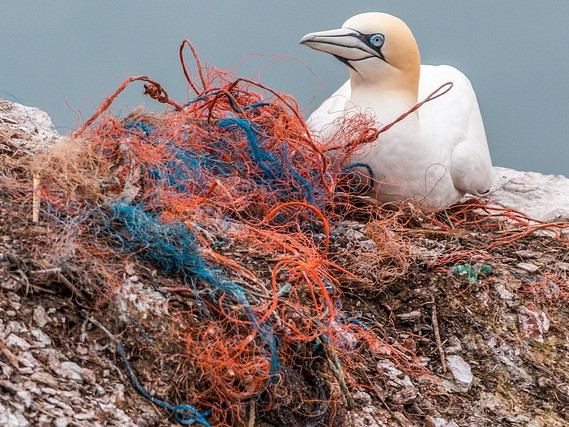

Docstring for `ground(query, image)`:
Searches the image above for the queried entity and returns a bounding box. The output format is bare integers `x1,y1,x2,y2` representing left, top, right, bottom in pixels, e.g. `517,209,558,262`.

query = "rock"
352,391,372,404
40,387,57,395
1,346,20,368
0,361,14,378
348,395,389,427
475,391,500,412
348,391,388,427
32,306,49,328
426,416,460,427
378,360,415,389
97,404,137,426
6,321,27,335
0,402,29,427
37,348,61,367
445,336,463,354
558,383,569,397
518,306,550,342
38,414,51,424
118,275,167,319
0,98,60,149
446,355,473,390
344,228,367,242
0,279,21,292
505,414,530,424
16,391,32,409
23,381,40,395
7,294,19,303
112,383,125,407
53,361,84,383
489,167,569,222
516,262,539,273
59,389,81,402
397,310,422,321
390,412,414,427
485,336,535,386
392,386,418,404
17,352,39,369
74,411,96,421
81,367,96,384
360,239,377,252
515,250,542,259
30,372,59,388
75,345,89,355
13,412,29,427
30,328,52,347
330,221,377,253
46,397,73,414
5,335,30,351
21,379,36,390
9,401,25,415
125,262,137,276
494,281,514,300
53,417,70,427
0,379,23,394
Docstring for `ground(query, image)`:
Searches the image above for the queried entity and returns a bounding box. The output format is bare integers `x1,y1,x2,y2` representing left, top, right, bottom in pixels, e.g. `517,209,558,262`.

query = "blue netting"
105,203,280,374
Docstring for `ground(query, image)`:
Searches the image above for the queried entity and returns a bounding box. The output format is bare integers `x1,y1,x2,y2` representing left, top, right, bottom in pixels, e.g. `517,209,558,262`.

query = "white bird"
301,12,493,208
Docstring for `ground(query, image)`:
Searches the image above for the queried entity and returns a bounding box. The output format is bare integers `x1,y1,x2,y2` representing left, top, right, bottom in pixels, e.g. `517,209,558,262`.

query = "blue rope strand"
343,162,375,182
114,336,212,426
243,101,270,110
218,117,276,179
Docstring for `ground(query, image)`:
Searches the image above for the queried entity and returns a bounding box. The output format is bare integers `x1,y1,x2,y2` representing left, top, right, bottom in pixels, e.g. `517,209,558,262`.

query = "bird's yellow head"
301,12,420,96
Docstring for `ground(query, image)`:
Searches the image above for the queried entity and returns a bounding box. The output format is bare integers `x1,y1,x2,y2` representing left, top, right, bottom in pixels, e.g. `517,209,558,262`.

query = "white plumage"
301,12,493,208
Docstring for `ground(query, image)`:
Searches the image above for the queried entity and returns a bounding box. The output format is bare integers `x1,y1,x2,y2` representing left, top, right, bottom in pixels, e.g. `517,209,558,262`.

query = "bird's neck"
350,69,419,107
349,75,420,127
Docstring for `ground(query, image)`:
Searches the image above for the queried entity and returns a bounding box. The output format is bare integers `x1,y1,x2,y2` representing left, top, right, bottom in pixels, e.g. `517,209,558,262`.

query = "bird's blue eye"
369,33,385,48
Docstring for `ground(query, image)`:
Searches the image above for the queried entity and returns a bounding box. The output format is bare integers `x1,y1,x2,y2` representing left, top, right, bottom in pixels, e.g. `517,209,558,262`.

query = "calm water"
1,0,568,176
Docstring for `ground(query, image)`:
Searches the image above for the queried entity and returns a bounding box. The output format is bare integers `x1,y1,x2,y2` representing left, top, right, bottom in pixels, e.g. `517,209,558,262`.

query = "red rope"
75,76,182,136
179,39,209,95
379,81,454,135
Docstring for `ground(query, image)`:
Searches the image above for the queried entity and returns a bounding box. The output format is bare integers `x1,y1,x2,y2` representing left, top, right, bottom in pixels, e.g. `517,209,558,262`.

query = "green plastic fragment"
478,264,492,276
452,263,492,283
453,264,478,283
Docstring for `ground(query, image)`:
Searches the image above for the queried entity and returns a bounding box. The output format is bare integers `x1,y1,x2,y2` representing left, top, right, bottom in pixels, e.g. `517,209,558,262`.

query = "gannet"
301,12,493,208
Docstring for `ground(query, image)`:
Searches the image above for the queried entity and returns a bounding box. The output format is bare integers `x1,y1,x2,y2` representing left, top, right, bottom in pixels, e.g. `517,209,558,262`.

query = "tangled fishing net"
4,40,569,426
15,40,389,425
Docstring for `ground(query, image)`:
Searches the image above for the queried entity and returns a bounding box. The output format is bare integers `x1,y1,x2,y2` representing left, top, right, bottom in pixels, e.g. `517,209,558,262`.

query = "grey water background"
1,1,568,177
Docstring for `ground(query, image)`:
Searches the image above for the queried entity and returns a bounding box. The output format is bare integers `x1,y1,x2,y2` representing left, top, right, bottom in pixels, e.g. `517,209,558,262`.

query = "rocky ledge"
1,100,569,426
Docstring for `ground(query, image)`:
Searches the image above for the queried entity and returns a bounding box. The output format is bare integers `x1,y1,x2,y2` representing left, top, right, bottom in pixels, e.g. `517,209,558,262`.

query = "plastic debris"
452,263,492,283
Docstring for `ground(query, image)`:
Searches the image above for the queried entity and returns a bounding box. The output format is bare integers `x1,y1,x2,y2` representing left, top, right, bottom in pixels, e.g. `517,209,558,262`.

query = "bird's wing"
306,80,351,139
419,65,493,195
